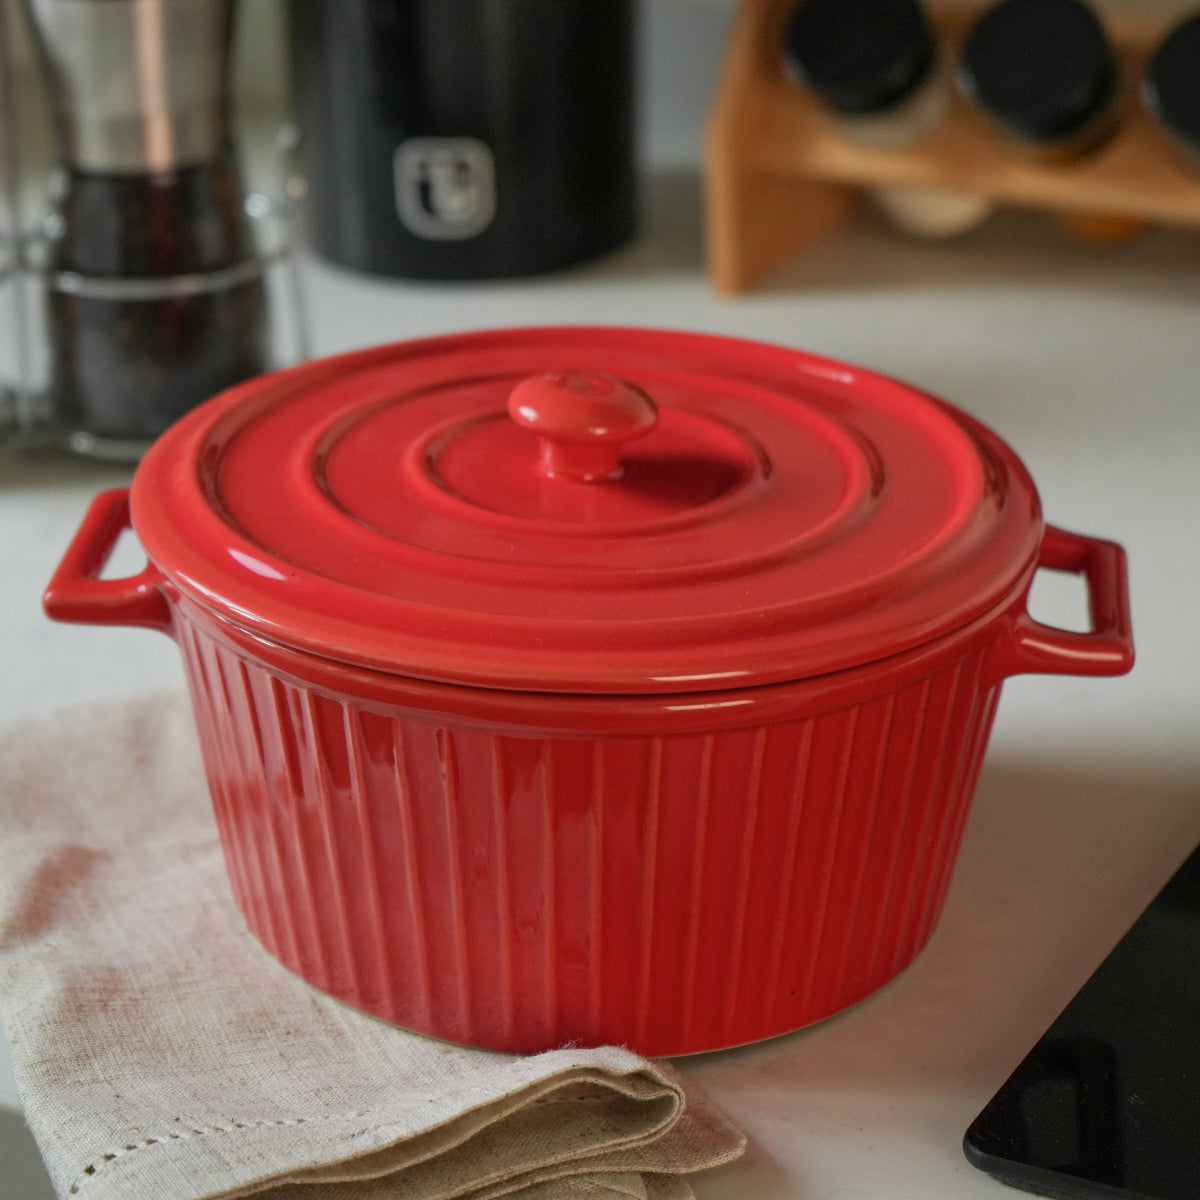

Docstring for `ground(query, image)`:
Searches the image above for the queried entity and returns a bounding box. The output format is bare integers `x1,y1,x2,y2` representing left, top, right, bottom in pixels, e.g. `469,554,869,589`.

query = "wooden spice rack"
705,0,1200,293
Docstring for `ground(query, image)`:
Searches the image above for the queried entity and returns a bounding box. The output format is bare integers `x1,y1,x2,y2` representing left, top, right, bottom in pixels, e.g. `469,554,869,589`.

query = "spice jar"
781,0,991,239
959,0,1119,159
959,0,1140,245
1143,13,1200,170
22,0,269,459
782,0,945,149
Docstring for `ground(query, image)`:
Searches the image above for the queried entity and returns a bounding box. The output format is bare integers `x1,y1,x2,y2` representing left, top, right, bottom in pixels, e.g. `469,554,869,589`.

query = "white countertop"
4,174,1200,1198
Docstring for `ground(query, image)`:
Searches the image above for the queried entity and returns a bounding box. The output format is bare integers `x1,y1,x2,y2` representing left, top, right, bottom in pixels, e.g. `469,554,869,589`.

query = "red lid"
132,327,1043,694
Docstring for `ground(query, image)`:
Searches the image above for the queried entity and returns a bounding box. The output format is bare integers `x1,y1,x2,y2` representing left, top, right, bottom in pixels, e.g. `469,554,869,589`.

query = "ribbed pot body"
175,603,1003,1056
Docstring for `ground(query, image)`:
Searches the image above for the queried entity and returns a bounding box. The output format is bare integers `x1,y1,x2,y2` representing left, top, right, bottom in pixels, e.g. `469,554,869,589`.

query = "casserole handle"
991,525,1133,680
43,489,174,634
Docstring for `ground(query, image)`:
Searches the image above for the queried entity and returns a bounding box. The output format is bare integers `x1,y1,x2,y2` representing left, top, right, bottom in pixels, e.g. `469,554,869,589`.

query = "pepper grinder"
22,0,269,458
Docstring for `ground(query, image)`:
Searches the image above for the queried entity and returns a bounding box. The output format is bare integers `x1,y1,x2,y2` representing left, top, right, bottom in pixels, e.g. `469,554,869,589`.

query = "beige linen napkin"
0,694,745,1200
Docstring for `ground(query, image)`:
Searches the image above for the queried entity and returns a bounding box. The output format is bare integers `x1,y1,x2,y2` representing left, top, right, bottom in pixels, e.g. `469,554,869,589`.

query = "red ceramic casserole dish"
44,328,1133,1056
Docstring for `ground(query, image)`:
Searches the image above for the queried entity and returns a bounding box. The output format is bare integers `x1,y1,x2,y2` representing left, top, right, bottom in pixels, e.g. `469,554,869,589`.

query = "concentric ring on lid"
132,327,1042,693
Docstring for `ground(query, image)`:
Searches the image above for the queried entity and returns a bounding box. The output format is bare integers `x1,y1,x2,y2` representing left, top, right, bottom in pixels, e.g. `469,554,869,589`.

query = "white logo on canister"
394,138,496,240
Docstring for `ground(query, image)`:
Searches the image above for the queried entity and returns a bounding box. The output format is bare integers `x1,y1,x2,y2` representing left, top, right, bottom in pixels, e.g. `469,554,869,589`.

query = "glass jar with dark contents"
782,0,946,150
958,0,1120,161
959,0,1142,244
781,0,993,239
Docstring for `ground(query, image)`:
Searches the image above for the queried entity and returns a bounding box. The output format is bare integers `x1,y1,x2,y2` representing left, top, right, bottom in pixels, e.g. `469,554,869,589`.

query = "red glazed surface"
173,597,1003,1055
126,328,1046,692
43,330,1135,1055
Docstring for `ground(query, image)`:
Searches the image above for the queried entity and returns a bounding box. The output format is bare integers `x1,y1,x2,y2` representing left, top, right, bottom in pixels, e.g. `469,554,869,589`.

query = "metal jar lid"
958,0,1117,147
781,0,937,115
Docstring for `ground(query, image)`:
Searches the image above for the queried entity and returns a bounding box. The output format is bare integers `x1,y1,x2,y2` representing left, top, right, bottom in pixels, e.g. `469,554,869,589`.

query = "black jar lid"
1144,13,1200,155
959,0,1117,145
781,0,937,116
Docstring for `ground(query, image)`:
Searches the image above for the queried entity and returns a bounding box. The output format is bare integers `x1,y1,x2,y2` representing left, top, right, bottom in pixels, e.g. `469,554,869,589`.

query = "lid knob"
507,372,659,482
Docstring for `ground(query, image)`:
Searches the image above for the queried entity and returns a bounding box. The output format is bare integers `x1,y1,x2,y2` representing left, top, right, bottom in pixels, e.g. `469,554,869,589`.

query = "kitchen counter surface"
4,173,1200,1199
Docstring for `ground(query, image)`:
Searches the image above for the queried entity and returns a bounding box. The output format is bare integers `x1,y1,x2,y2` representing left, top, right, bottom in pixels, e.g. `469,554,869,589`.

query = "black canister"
288,0,637,281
